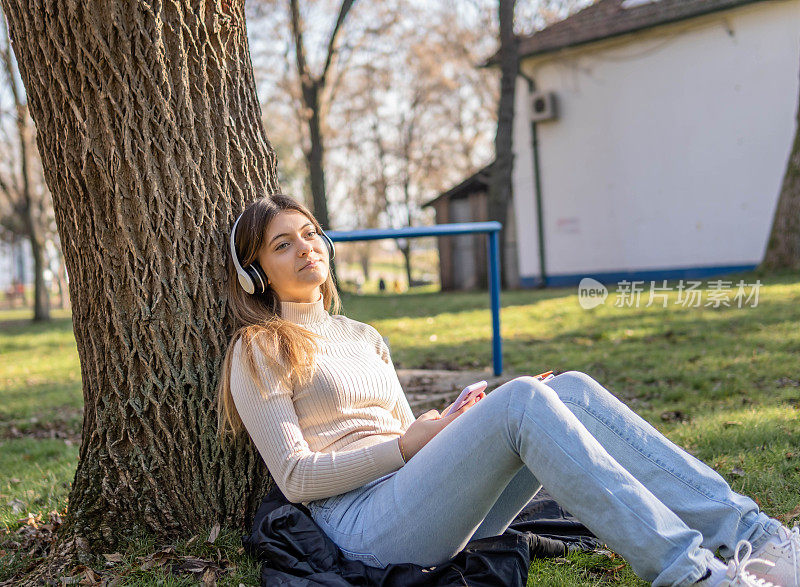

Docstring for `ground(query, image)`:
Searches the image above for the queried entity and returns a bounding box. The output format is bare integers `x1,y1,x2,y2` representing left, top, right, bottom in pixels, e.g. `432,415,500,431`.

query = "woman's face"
257,210,329,303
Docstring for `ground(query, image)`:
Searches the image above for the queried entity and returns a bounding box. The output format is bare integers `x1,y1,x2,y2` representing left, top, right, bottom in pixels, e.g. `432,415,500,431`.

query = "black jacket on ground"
242,484,600,586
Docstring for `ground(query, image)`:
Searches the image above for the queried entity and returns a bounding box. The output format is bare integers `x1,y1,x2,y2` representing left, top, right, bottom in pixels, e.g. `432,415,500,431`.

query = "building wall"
512,0,800,286
0,239,33,290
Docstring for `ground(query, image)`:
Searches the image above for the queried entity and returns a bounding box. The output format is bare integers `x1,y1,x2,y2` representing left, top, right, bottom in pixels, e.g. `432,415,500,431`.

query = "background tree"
326,1,500,284
760,65,800,270
285,0,355,229
0,0,278,573
488,0,518,290
0,15,53,319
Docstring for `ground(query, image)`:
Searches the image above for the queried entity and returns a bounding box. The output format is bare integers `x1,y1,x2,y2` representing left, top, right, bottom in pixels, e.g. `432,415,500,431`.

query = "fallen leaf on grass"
4,509,64,561
62,564,101,586
207,522,220,544
137,546,177,571
731,467,745,477
134,547,234,583
7,498,25,514
201,567,217,587
102,552,123,563
782,504,800,524
177,556,215,573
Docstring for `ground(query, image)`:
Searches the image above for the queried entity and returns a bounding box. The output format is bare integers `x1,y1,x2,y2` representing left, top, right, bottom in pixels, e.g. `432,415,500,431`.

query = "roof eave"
516,0,769,64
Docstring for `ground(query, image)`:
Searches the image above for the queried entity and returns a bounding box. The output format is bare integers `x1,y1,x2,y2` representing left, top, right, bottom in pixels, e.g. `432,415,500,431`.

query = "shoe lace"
783,526,800,581
728,540,778,587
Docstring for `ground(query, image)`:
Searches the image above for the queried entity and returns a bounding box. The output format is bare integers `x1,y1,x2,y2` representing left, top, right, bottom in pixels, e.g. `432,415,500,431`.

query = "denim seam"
560,398,747,527
339,544,383,567
505,386,520,458
321,494,346,524
510,403,690,555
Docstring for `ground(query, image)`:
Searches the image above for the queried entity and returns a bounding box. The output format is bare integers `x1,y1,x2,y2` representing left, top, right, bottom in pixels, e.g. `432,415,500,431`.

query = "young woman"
217,194,798,587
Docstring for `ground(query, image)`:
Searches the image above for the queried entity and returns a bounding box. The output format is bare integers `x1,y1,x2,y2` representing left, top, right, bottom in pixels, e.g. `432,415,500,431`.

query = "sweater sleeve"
392,390,416,432
229,339,406,504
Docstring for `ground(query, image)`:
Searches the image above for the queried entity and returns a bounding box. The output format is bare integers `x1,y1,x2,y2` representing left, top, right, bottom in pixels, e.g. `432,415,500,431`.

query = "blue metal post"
327,221,504,376
487,231,502,376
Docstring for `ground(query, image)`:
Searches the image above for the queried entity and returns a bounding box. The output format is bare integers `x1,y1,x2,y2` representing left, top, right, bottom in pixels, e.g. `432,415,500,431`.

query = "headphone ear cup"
236,271,256,295
247,263,269,295
320,231,335,261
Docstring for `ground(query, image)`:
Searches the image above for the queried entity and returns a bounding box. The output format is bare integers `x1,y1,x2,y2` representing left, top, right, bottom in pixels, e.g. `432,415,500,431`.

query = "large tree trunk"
760,74,800,270
488,0,518,290
1,0,278,562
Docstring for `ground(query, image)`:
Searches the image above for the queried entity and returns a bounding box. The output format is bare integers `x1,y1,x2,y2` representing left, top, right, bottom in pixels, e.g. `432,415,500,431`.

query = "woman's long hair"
216,193,341,443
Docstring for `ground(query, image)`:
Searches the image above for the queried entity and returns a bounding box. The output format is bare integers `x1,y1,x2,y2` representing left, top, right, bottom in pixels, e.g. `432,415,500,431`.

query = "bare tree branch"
320,0,355,85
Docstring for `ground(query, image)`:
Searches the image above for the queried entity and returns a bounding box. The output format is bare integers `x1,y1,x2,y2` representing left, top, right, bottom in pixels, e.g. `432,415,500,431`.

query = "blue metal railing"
327,222,503,376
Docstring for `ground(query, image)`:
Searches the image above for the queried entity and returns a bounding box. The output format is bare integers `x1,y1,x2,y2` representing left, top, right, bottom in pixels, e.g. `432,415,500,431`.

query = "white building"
509,0,800,287
0,239,32,290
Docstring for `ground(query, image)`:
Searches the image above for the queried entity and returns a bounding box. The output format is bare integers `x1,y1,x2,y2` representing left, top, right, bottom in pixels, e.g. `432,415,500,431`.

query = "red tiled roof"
513,0,768,60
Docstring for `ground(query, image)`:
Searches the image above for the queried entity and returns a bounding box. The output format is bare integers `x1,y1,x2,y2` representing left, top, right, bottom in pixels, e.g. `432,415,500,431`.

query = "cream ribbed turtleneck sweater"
230,294,415,506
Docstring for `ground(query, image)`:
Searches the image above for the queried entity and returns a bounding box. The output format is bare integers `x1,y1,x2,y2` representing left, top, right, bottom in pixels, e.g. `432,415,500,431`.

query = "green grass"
1,271,799,585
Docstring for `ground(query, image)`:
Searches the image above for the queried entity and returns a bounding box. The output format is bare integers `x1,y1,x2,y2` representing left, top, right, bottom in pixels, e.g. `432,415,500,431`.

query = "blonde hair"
216,193,341,444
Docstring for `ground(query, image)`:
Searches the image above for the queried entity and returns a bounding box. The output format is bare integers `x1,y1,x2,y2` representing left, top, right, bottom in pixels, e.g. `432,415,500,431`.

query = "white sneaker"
719,540,780,587
748,525,800,587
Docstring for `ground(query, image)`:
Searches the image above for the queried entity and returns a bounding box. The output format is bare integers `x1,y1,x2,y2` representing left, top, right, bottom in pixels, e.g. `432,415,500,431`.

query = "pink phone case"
445,381,487,416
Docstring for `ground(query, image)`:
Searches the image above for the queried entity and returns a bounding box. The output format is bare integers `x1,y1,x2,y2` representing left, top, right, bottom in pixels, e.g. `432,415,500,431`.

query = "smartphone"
444,381,488,416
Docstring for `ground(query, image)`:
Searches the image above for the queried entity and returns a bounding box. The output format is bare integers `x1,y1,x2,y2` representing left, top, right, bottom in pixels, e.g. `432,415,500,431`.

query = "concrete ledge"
396,369,517,415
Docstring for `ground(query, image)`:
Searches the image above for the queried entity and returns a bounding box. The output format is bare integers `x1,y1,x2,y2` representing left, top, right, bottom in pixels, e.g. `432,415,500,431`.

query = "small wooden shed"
423,163,520,291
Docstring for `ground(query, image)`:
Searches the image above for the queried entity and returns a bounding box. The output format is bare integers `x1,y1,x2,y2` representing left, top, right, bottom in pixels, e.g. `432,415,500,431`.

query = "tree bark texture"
488,0,518,290
761,70,800,270
1,0,279,550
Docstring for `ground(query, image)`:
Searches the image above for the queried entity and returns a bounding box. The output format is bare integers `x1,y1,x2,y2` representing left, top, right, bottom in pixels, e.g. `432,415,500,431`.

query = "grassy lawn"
1,270,799,585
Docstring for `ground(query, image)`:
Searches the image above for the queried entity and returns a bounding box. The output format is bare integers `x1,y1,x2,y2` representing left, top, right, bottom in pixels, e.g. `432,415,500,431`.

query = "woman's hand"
399,392,485,462
441,390,486,418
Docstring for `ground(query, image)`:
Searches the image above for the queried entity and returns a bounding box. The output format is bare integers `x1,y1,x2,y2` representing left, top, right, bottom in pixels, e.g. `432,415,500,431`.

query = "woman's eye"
307,230,317,238
276,242,288,250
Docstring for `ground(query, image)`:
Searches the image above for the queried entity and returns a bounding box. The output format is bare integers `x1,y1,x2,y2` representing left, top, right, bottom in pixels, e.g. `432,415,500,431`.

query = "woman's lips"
300,260,319,271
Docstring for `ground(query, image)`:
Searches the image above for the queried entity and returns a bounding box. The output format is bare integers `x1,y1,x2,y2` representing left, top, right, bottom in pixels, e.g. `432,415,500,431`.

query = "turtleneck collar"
280,293,329,325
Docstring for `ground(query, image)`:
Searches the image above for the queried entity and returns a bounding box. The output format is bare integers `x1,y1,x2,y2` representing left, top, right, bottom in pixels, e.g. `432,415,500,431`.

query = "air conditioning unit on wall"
530,91,558,122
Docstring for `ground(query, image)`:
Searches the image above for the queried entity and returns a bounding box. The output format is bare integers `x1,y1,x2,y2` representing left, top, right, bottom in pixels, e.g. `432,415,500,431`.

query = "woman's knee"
544,370,604,405
500,376,563,409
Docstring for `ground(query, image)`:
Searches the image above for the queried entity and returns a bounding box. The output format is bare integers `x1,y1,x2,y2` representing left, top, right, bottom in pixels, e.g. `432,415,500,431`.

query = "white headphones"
229,211,336,295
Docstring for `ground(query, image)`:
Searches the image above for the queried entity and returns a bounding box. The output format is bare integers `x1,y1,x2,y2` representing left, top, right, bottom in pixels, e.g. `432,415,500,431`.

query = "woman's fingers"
455,395,479,414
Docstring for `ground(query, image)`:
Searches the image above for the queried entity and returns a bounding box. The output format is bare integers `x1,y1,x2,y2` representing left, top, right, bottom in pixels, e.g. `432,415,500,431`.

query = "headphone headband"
230,212,258,294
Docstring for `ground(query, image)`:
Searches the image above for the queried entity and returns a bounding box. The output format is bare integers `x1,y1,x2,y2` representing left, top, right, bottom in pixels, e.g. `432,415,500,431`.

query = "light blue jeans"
305,372,782,586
